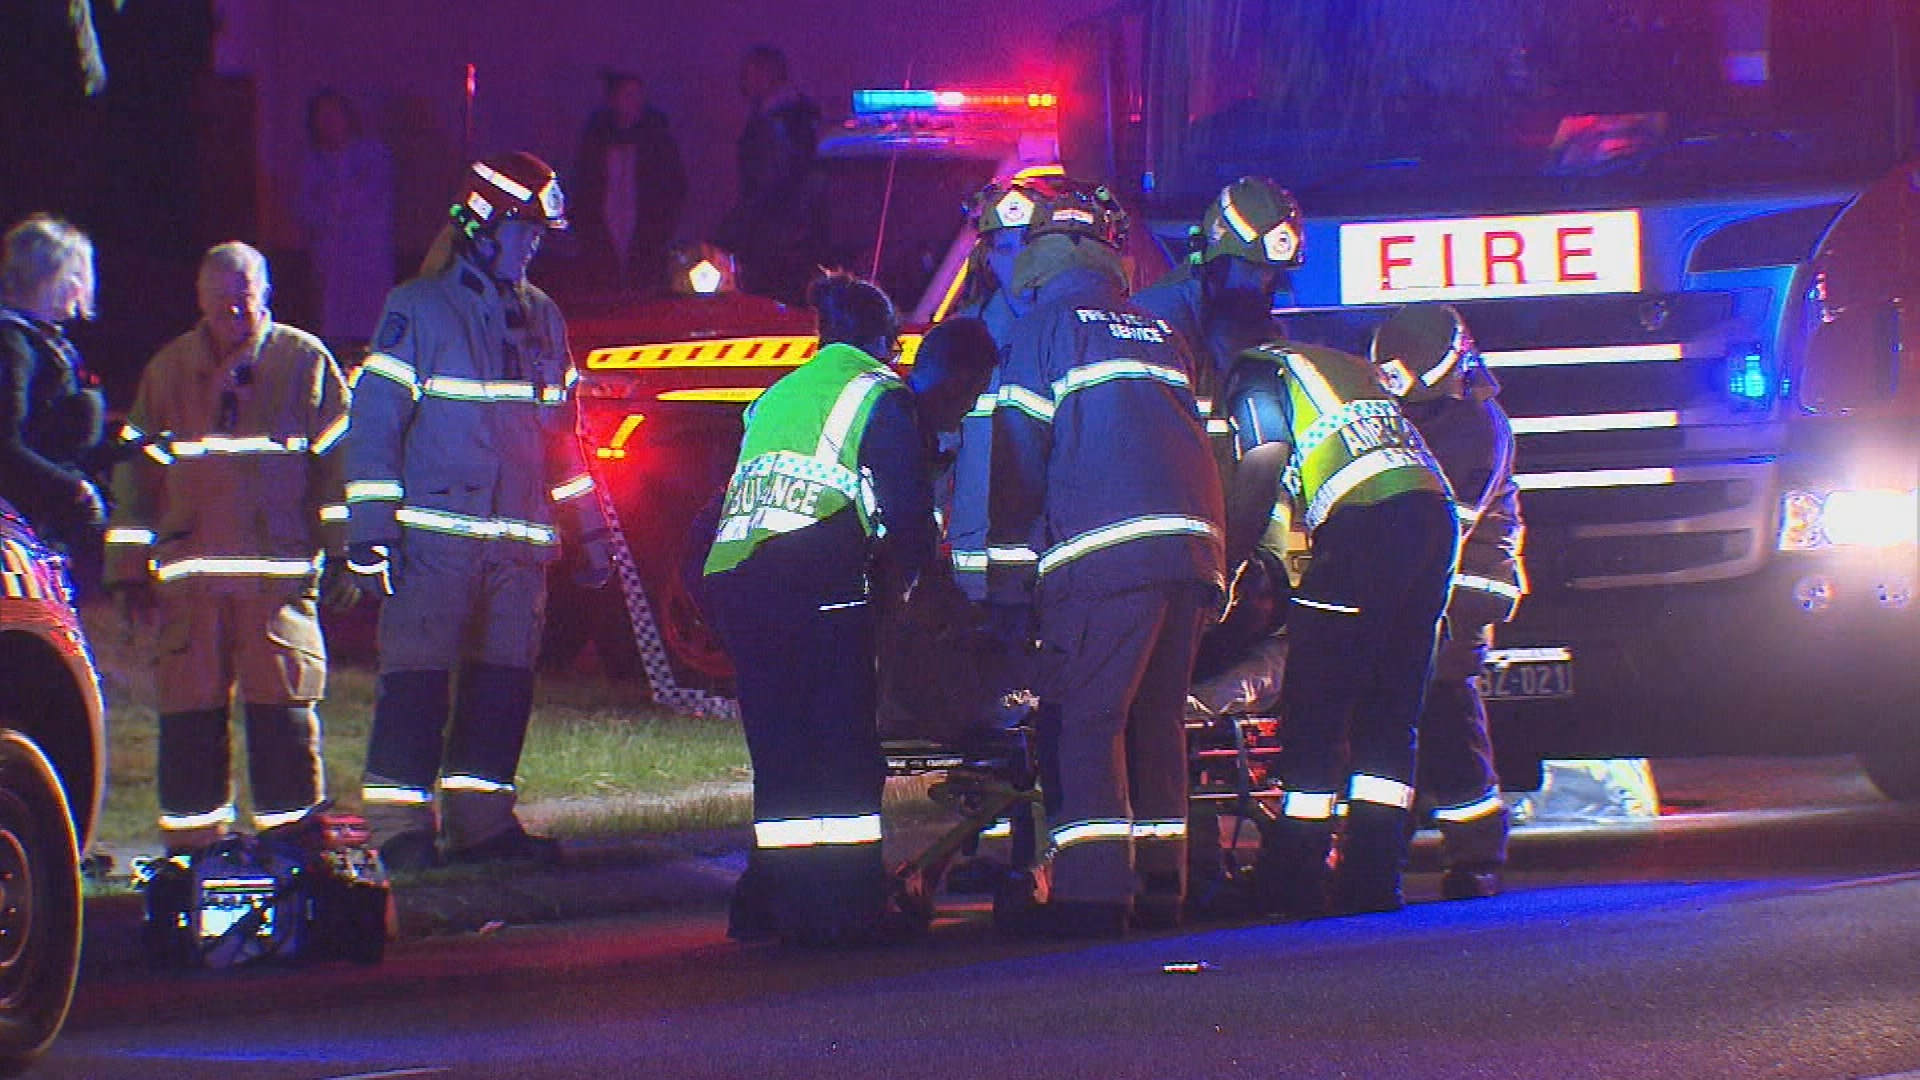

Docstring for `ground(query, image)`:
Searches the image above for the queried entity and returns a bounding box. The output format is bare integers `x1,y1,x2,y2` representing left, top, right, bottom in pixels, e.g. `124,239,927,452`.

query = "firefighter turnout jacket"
105,321,350,600
985,266,1225,607
344,257,606,568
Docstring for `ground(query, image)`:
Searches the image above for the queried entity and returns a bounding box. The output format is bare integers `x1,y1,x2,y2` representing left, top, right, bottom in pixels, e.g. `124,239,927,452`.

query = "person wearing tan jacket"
105,242,355,854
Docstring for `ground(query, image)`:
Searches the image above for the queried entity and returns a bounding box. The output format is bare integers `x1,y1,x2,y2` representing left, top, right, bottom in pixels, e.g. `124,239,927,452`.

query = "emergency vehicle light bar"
852,89,1057,115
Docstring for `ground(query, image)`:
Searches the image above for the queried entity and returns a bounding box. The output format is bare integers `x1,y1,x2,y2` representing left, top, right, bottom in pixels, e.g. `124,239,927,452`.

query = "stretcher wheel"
887,867,938,932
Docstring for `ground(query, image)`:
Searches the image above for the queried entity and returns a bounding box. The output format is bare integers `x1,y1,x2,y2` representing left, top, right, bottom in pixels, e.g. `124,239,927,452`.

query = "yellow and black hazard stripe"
584,334,925,374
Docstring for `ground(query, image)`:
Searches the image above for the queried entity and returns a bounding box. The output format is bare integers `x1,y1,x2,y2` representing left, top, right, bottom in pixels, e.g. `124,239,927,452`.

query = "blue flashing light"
854,89,944,115
1728,350,1771,404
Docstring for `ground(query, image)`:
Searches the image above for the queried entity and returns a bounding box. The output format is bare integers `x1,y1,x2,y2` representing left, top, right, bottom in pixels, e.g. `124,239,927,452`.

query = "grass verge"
96,662,752,851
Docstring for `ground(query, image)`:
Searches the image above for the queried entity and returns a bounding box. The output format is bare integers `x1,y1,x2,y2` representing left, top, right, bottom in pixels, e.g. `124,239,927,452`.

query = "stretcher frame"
880,703,1286,923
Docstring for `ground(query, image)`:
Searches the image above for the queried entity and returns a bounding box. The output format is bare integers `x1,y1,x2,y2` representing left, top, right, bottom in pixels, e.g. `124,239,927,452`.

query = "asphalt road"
39,757,1920,1080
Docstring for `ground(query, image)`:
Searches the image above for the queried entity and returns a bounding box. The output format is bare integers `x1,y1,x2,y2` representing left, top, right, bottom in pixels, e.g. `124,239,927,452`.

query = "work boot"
1333,802,1413,915
446,824,561,867
1253,817,1333,918
728,855,779,943
161,826,228,860
376,828,444,873
1440,864,1504,900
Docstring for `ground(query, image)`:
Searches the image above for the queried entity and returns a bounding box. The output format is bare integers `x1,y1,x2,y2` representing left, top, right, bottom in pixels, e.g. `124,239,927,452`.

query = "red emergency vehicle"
568,91,1067,703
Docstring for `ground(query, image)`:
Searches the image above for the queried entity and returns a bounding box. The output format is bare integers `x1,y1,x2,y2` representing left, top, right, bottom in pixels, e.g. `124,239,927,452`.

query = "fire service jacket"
105,321,349,589
985,265,1225,608
344,257,606,566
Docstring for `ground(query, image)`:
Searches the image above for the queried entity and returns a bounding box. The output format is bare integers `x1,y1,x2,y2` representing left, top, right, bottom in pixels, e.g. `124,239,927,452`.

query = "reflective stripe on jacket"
343,258,605,564
704,343,899,576
1230,342,1448,536
105,322,349,586
943,291,1017,602
985,266,1224,606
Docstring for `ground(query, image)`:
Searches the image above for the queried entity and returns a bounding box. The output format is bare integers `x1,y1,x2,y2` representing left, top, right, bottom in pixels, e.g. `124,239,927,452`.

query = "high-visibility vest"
1253,343,1448,531
704,343,900,575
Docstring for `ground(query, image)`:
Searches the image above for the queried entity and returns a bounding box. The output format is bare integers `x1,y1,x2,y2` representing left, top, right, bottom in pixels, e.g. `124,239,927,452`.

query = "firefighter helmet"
450,152,569,241
1199,177,1303,268
1371,303,1477,401
1025,179,1130,249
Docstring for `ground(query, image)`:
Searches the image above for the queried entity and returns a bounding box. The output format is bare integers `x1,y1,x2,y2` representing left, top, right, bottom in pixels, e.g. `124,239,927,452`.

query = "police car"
0,499,107,1069
564,89,1066,702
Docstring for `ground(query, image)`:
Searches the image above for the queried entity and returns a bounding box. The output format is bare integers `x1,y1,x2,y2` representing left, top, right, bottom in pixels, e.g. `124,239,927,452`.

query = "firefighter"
702,273,938,947
1371,304,1526,900
1134,177,1300,400
103,242,355,853
344,152,614,870
945,174,1059,602
1221,332,1457,917
987,183,1226,938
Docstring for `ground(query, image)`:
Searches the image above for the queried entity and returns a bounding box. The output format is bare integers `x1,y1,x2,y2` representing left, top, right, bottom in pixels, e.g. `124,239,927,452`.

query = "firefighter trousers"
153,580,327,847
704,557,889,939
361,548,548,848
1417,629,1510,869
1036,581,1214,908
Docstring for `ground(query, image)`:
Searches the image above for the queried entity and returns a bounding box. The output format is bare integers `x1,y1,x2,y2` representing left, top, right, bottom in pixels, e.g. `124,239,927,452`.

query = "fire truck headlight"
1779,489,1920,550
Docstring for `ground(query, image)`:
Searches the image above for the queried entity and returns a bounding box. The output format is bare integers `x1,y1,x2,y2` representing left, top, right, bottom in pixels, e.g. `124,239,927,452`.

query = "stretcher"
873,573,1289,925
879,694,1286,925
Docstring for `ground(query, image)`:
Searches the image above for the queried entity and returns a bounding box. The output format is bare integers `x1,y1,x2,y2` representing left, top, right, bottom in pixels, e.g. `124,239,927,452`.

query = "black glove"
318,555,365,612
345,540,400,596
573,530,614,590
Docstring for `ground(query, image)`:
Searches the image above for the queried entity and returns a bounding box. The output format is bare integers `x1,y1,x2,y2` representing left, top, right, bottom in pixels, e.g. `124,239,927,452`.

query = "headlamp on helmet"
1371,303,1477,402
1200,177,1303,269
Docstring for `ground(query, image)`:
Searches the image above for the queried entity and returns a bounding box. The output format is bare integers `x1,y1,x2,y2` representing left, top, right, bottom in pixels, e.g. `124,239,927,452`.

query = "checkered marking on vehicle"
0,539,57,601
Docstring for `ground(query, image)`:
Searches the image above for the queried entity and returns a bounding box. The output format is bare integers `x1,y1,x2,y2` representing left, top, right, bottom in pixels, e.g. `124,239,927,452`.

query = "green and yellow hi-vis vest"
703,343,900,575
1258,343,1449,532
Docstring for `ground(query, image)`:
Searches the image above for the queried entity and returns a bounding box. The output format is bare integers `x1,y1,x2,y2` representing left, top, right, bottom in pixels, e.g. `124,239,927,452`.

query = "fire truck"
568,89,1076,706
1050,0,1920,797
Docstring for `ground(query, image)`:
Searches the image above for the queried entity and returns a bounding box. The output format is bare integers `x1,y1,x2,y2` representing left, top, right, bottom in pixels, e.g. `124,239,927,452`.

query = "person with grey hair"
104,240,356,854
0,214,107,554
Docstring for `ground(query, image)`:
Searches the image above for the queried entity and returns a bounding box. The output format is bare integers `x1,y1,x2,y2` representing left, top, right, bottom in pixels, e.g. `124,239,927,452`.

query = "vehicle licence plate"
1478,647,1574,701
